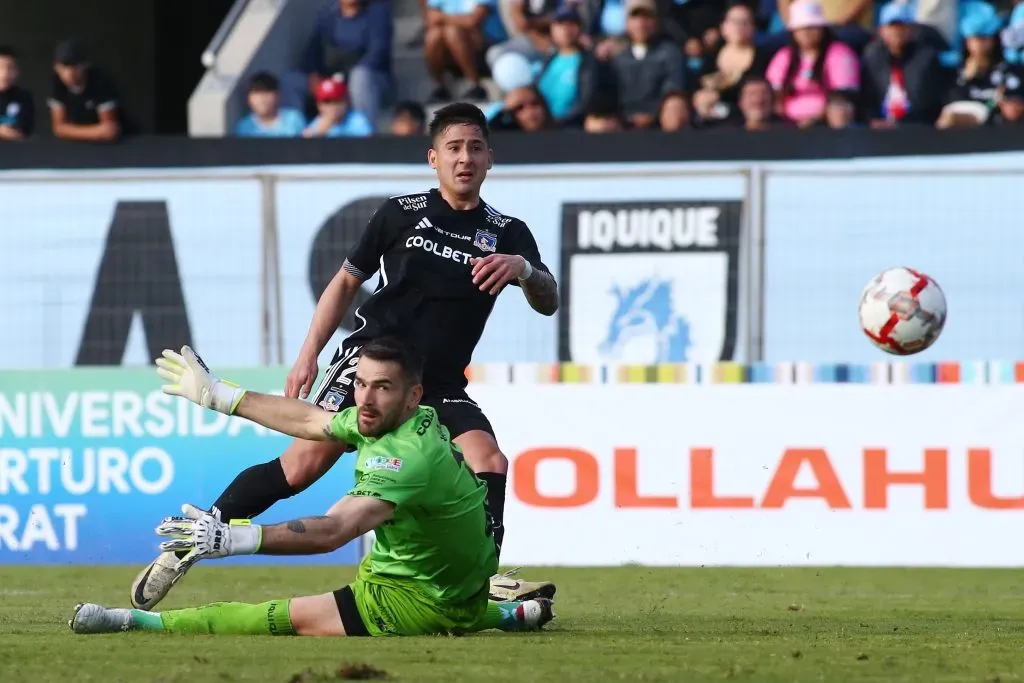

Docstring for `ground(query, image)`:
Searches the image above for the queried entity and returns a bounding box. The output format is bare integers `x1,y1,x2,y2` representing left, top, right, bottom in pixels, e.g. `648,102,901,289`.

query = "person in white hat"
765,0,860,127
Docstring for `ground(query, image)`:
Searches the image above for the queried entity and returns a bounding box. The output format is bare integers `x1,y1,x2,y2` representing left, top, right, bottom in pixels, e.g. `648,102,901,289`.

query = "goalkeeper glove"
155,504,262,571
156,345,246,415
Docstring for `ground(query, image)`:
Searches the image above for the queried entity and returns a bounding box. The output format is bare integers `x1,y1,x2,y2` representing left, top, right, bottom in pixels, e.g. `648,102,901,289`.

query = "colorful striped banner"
462,362,1024,385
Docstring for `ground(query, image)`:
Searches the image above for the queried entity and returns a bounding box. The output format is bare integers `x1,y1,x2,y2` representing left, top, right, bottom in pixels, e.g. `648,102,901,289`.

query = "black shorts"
311,342,494,440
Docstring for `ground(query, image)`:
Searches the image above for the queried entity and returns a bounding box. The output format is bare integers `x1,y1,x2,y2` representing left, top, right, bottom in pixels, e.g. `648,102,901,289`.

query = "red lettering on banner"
512,446,1023,511
761,449,852,509
514,448,598,508
689,448,755,508
863,448,948,509
614,448,678,508
967,448,1024,509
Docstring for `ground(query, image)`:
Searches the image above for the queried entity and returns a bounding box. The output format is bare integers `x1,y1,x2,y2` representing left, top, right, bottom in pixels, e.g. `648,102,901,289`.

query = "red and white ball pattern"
858,267,947,355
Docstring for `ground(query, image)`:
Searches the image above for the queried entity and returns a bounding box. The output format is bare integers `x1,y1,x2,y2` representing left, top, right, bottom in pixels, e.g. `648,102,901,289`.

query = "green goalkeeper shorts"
334,576,488,637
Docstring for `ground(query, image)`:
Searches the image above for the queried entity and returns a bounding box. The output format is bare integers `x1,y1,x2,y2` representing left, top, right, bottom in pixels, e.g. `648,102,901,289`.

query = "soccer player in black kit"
131,103,560,610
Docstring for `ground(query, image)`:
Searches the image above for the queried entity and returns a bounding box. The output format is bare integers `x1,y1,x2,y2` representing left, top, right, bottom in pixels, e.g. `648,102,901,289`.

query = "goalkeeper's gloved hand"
155,504,262,572
156,345,246,415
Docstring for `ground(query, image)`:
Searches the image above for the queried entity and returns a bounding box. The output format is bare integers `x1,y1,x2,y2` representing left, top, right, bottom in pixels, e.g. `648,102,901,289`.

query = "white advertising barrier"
0,164,750,370
473,384,1024,567
0,177,264,369
763,168,1024,364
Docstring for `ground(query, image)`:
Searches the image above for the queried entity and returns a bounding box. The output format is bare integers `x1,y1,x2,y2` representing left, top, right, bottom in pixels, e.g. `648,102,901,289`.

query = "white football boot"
488,568,557,602
69,603,134,634
129,551,192,610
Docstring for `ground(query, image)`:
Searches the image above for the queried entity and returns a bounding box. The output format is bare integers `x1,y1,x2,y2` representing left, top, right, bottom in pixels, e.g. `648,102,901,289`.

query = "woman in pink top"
765,0,861,127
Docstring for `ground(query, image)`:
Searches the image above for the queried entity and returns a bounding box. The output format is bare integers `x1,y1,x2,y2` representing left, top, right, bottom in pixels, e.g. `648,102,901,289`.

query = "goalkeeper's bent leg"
132,600,296,635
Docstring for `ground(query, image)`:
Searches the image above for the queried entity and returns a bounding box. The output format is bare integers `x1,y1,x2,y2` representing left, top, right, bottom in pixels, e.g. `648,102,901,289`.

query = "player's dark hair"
249,71,279,93
359,337,424,387
428,102,490,144
0,45,17,60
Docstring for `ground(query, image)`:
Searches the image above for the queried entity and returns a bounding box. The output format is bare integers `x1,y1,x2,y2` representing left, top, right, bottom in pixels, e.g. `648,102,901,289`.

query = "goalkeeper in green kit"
69,338,555,637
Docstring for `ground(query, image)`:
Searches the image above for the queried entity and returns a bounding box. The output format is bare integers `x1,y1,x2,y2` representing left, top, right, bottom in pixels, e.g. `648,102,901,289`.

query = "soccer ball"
858,267,947,355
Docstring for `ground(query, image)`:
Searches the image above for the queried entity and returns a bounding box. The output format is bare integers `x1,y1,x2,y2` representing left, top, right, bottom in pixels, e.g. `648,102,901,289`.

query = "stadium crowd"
1,0,1023,139
231,0,1024,136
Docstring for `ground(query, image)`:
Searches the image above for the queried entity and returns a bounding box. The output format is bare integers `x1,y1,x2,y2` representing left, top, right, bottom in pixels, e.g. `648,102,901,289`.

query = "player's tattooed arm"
521,267,559,316
259,515,340,555
256,497,394,556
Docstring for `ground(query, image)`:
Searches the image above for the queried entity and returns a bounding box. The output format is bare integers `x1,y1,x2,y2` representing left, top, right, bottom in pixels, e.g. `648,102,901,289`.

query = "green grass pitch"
2,566,1023,682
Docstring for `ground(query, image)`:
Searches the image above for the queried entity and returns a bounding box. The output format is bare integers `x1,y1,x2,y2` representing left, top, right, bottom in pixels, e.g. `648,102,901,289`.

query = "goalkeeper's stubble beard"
356,390,417,438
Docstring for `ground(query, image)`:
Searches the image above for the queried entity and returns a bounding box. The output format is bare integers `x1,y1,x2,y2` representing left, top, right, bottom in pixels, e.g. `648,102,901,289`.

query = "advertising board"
4,159,1024,371
471,384,1024,567
761,169,1024,363
0,368,359,565
0,165,750,370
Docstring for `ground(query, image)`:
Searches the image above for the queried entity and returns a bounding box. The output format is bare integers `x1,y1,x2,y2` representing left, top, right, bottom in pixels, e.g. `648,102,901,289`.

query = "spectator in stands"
389,100,427,135
824,89,856,127
235,72,307,137
658,91,690,130
774,0,872,51
583,90,626,131
0,46,33,140
683,36,706,86
601,0,725,49
913,0,958,53
303,77,374,137
490,84,557,130
49,40,121,142
293,0,393,125
765,0,859,128
861,2,945,127
535,5,599,126
692,3,773,127
610,0,686,129
998,88,1024,124
1006,2,1024,65
936,4,1022,128
485,0,560,68
424,0,507,101
735,75,787,129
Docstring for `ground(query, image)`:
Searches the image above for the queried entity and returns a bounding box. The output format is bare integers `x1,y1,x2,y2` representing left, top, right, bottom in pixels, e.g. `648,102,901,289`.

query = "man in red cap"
303,77,374,137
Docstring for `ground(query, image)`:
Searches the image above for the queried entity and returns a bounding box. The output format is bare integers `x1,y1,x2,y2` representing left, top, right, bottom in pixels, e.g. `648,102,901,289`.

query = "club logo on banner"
558,200,742,363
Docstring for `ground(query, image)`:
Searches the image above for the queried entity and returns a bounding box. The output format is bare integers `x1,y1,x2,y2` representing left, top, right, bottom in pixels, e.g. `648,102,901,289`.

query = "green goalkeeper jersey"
329,405,498,604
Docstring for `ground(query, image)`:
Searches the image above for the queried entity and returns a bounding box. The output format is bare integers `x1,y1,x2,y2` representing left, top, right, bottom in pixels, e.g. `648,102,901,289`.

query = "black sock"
213,459,296,522
172,459,295,560
476,472,507,561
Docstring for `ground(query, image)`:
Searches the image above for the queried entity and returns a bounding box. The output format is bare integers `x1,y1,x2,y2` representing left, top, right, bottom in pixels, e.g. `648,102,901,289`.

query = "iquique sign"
471,383,1024,567
559,200,744,365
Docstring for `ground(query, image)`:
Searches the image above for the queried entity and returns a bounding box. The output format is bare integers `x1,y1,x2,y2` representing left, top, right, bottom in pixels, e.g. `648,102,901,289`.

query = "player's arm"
156,496,393,566
297,267,365,360
472,220,559,315
233,391,341,442
518,265,559,316
155,345,350,442
255,496,394,555
292,202,396,367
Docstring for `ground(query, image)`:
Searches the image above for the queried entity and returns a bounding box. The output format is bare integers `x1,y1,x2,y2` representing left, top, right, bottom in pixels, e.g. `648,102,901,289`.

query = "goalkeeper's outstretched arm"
257,496,394,555
232,391,338,443
155,345,339,442
157,496,394,565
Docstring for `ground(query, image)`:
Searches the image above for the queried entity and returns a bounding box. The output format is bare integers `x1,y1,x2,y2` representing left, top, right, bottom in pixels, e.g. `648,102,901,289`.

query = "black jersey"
341,189,549,391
